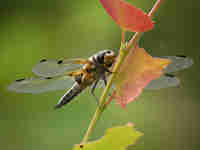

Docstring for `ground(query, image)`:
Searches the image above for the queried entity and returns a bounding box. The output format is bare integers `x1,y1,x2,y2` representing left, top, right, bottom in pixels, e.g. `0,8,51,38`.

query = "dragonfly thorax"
77,50,116,86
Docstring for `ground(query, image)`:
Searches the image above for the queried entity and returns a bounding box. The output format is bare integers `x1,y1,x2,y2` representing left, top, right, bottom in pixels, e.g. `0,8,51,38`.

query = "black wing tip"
175,55,187,58
164,73,175,78
45,77,52,80
15,78,25,82
57,60,63,64
40,59,47,63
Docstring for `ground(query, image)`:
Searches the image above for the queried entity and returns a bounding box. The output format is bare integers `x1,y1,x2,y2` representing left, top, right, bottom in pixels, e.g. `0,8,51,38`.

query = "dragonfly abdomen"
55,82,84,109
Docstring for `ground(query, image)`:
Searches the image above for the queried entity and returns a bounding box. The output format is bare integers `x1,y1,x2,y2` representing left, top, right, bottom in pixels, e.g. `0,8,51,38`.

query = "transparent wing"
145,75,180,90
145,56,193,90
157,56,193,73
97,75,180,91
7,75,75,94
93,55,193,91
32,58,84,77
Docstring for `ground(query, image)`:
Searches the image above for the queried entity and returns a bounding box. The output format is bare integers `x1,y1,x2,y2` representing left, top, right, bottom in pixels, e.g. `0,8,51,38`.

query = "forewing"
145,74,180,90
157,56,193,73
8,76,75,94
32,59,83,77
95,56,192,91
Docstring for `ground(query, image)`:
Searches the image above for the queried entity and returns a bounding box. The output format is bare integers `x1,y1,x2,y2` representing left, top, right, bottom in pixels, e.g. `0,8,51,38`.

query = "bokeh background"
0,0,199,150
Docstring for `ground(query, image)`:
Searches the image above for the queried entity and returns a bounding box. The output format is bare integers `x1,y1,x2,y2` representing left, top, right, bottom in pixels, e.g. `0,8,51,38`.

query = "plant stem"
80,0,164,145
148,0,164,17
81,44,128,145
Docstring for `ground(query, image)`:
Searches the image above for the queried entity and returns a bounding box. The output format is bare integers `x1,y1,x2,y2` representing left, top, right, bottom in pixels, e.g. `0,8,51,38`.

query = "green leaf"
74,123,143,150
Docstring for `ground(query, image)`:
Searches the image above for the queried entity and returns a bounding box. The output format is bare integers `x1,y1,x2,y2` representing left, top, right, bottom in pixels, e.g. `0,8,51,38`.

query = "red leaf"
112,47,171,108
100,0,154,32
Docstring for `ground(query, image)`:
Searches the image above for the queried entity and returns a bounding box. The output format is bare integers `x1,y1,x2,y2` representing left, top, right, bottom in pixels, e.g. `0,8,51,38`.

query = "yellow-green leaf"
74,123,143,150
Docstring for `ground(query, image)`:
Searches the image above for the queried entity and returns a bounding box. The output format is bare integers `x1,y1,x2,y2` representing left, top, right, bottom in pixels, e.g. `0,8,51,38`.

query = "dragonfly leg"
91,79,100,105
102,75,107,86
104,67,117,74
101,75,114,97
103,67,113,74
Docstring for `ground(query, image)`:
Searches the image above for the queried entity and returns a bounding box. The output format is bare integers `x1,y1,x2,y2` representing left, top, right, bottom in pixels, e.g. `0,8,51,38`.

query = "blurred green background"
0,0,199,150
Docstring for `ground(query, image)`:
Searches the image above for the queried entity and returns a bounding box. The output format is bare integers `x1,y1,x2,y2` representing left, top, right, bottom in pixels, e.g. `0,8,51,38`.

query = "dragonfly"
7,50,193,109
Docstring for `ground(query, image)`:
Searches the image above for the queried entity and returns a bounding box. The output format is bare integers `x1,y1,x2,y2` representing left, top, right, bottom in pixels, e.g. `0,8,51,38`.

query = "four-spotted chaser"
7,50,193,109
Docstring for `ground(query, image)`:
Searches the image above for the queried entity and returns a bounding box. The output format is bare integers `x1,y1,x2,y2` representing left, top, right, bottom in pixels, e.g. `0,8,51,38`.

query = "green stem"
81,44,128,145
80,0,164,145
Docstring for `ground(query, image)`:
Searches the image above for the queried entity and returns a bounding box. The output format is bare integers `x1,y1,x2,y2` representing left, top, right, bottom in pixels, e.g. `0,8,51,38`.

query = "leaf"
112,47,171,108
100,0,154,32
73,123,143,150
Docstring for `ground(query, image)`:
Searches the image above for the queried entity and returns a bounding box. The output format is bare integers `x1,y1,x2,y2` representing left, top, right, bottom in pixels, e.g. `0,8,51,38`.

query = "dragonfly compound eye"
106,50,111,54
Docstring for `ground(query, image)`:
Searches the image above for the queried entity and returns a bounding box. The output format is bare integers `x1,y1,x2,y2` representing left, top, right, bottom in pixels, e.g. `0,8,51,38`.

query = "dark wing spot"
165,73,175,78
40,59,47,62
57,60,63,64
45,77,52,79
16,78,25,82
175,55,186,58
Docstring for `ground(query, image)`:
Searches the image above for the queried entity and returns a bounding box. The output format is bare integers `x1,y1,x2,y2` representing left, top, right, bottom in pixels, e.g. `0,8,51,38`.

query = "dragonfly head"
96,50,116,68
